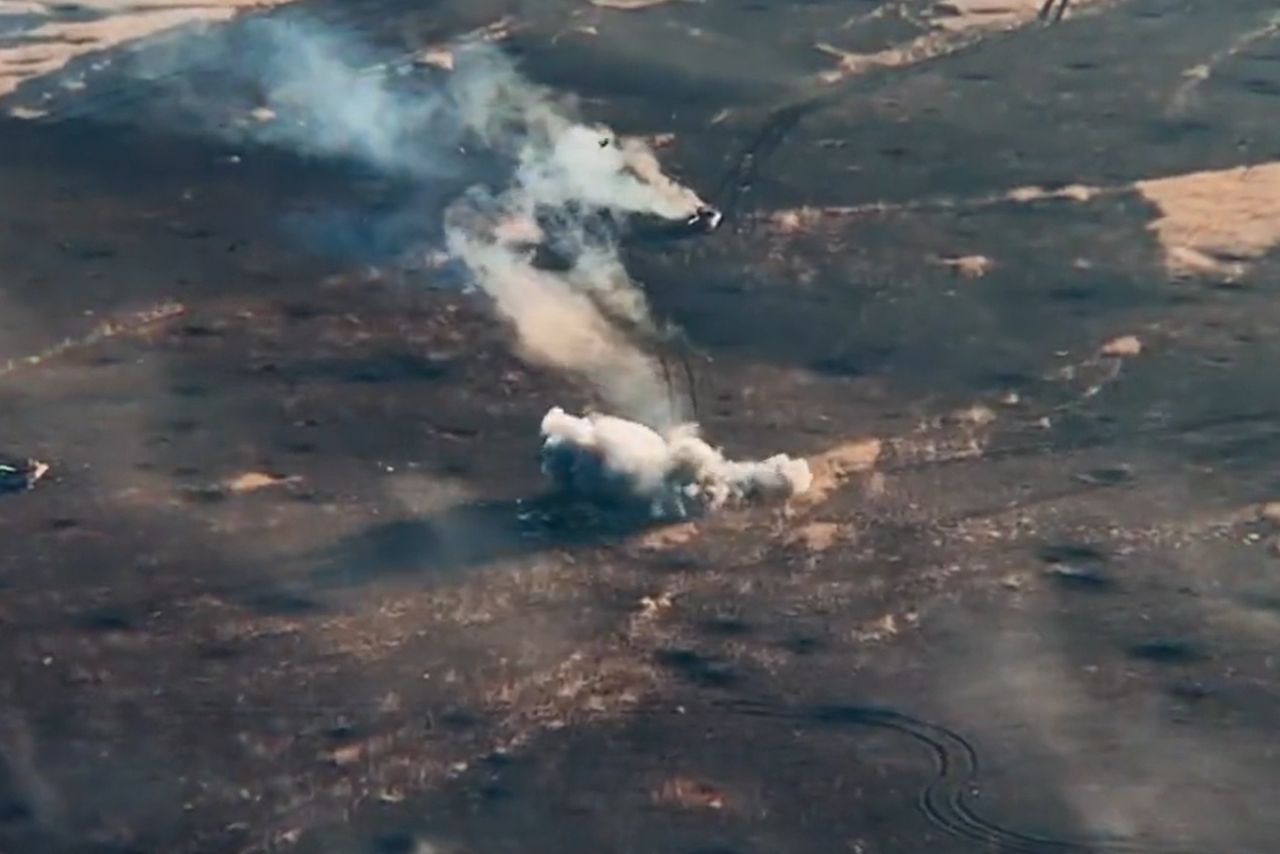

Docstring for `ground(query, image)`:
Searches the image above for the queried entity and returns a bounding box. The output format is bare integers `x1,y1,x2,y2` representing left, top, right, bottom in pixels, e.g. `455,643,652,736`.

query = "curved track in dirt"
636,697,1208,854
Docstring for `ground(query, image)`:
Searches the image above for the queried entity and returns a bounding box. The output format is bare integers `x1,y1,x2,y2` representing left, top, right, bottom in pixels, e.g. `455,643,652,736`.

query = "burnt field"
3,1,1280,852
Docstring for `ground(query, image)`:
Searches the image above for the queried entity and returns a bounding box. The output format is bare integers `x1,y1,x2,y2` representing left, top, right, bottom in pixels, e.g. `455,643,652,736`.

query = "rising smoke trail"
143,16,811,514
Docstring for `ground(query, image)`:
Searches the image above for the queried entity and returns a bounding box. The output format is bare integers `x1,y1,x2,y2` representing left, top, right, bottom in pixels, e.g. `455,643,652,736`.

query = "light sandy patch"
816,0,1121,84
815,29,990,84
637,521,700,549
0,0,295,101
0,301,185,379
223,471,298,494
931,0,1058,32
763,182,1115,230
787,520,844,553
1169,11,1280,113
1099,335,1142,358
935,254,994,279
654,776,728,811
589,0,679,9
798,437,882,508
1137,162,1280,279
1006,183,1101,203
948,403,997,427
413,16,519,71
763,163,1280,281
851,611,919,644
6,104,47,119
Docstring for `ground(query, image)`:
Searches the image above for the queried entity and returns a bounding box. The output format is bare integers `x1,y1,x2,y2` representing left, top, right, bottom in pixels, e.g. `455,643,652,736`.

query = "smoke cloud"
540,407,813,519
245,17,456,177
138,13,810,511
438,42,710,428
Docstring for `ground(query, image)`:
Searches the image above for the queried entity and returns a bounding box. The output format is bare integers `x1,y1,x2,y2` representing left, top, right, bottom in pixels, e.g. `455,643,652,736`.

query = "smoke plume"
435,42,715,428
540,407,813,519
137,14,811,510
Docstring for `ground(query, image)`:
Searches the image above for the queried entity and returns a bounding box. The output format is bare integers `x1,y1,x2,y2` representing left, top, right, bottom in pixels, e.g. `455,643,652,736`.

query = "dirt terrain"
3,1,1280,852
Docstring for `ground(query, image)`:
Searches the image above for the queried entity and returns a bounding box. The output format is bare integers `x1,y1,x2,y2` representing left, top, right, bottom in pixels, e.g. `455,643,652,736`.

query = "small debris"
1100,335,1142,357
8,105,48,120
274,828,302,846
789,521,843,552
852,613,901,643
1130,639,1202,664
936,254,993,279
1074,465,1133,486
0,458,49,494
948,404,996,427
1044,563,1112,591
223,471,296,494
591,0,678,8
248,107,276,122
770,207,822,234
328,743,364,767
638,592,674,616
416,48,455,70
654,776,727,811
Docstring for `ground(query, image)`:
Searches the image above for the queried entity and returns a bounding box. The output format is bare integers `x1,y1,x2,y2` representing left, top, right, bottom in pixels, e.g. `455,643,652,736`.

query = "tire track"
637,697,1208,853
710,0,1129,225
712,92,835,223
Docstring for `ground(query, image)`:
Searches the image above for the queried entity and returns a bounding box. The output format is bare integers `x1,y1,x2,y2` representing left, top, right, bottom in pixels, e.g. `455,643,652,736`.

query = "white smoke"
444,216,677,427
438,41,710,428
540,407,813,519
139,17,812,512
447,46,703,220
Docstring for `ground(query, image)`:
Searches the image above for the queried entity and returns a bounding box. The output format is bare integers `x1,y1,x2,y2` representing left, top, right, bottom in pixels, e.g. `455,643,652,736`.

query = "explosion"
540,408,812,519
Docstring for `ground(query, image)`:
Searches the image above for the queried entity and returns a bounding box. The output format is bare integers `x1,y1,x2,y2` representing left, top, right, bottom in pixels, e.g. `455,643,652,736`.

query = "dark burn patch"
342,353,452,384
74,607,138,633
1037,543,1114,591
1129,639,1204,664
1169,680,1212,701
438,708,483,731
808,344,896,379
1038,543,1107,565
655,649,740,689
371,832,420,854
237,589,324,616
1074,465,1134,486
779,634,822,656
698,615,752,637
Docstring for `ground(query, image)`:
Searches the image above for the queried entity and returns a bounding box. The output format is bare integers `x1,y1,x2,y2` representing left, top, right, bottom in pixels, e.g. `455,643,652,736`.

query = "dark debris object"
685,204,723,233
1039,0,1070,22
0,457,49,494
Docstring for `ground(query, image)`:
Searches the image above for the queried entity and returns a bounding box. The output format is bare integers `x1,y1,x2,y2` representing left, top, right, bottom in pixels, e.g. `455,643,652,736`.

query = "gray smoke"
244,18,455,176
436,43,708,428
138,15,811,510
182,18,700,423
